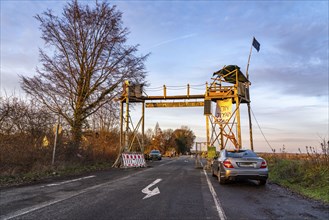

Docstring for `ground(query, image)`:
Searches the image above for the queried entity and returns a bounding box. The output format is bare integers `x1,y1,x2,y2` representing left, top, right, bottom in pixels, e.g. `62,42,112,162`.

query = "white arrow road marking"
142,178,162,199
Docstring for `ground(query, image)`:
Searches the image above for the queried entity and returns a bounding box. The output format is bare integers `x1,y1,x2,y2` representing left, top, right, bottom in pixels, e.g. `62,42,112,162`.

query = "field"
260,144,329,204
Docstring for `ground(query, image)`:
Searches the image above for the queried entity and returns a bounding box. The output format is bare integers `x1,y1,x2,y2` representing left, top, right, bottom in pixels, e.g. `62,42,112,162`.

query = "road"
1,156,328,220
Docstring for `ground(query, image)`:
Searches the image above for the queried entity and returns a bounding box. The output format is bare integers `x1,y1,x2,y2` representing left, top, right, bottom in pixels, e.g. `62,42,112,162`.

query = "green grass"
0,161,113,187
264,156,329,204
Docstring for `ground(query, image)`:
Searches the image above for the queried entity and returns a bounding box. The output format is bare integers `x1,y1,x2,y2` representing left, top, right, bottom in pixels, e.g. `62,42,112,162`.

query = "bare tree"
0,96,55,167
20,0,148,154
90,102,119,132
162,128,175,152
173,126,196,154
0,96,54,136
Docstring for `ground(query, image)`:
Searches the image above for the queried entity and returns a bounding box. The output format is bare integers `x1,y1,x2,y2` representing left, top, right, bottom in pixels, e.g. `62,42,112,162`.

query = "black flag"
252,37,260,52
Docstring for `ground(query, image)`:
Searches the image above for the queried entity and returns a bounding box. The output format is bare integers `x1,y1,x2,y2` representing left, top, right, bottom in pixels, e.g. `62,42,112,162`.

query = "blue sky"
1,0,328,153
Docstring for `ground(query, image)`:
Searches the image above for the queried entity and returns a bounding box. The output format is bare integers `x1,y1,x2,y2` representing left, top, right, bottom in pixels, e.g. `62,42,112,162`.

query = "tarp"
213,65,249,84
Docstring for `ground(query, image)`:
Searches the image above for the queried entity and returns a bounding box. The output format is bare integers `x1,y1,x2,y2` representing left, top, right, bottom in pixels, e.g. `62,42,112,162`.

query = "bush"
262,141,329,203
0,96,120,179
269,159,304,184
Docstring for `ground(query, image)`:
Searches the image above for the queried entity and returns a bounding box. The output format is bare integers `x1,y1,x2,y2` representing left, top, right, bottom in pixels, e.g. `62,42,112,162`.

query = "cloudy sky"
1,0,328,153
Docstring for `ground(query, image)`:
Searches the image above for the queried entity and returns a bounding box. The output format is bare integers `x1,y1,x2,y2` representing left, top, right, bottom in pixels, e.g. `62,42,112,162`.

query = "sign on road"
142,179,162,199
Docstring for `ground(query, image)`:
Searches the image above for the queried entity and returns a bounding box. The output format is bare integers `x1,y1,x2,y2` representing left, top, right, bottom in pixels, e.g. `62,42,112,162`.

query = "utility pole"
52,115,60,166
246,38,254,151
142,101,145,153
124,80,130,152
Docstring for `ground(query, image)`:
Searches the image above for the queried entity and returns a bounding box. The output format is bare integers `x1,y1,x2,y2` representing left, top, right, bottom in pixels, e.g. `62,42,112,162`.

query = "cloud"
149,33,197,49
1,0,328,153
0,71,25,97
252,63,328,98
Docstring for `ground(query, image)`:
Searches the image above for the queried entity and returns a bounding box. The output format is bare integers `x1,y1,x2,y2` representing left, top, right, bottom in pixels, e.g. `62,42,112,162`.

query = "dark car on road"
211,149,268,185
149,150,162,160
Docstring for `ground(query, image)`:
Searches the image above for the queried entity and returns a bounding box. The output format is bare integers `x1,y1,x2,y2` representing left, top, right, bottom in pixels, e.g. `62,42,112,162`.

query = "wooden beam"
145,101,204,108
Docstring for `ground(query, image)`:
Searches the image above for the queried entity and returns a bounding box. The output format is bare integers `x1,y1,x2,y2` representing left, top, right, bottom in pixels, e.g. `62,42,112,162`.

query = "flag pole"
246,38,254,151
246,37,254,78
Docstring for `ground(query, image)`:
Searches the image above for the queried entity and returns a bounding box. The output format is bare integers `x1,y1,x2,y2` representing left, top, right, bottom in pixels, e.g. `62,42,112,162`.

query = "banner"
207,146,216,159
216,99,232,122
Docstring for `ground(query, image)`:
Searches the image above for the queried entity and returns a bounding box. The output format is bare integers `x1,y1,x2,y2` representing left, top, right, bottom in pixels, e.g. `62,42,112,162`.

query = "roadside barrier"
122,152,146,168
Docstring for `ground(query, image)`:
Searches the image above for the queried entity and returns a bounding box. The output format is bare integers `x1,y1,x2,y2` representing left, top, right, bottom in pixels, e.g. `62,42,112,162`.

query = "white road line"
202,163,227,220
2,173,140,220
42,175,96,187
2,194,78,220
158,159,176,167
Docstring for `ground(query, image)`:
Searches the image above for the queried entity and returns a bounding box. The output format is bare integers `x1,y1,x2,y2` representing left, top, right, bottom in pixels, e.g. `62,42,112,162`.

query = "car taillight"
223,160,234,168
260,160,267,168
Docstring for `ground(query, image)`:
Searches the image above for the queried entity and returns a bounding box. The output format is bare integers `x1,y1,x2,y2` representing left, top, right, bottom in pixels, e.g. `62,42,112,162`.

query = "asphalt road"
0,156,328,220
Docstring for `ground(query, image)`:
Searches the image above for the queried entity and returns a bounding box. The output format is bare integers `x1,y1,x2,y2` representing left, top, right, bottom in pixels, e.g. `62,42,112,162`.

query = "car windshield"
151,150,160,154
226,150,257,158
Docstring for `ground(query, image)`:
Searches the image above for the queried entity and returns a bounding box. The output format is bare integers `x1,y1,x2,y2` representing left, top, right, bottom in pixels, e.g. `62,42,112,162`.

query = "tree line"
0,95,195,174
144,122,195,155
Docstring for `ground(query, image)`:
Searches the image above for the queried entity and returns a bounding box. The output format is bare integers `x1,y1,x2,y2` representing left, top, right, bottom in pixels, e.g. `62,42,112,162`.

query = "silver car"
211,149,268,185
149,150,162,160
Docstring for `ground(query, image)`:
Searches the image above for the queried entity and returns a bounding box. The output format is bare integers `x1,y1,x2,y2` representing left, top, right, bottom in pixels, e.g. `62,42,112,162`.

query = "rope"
191,87,207,91
146,87,163,91
144,83,207,93
250,107,275,152
166,86,188,90
190,83,206,87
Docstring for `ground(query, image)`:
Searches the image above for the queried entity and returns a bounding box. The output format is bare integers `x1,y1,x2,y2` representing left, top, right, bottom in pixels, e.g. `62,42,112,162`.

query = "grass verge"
262,155,329,204
0,161,113,187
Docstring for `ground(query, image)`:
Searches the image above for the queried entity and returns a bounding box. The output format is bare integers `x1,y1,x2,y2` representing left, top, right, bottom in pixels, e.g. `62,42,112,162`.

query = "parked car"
211,149,268,185
149,150,162,160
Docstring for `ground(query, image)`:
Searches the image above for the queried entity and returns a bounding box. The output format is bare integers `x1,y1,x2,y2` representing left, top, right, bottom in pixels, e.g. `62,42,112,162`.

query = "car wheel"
259,179,267,185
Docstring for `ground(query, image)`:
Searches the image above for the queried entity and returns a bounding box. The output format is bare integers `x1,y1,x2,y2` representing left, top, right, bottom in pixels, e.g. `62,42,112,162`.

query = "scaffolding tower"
113,65,252,167
204,65,250,150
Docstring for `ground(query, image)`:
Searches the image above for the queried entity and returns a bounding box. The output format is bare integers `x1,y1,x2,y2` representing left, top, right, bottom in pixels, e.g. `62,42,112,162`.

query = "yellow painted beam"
145,101,204,108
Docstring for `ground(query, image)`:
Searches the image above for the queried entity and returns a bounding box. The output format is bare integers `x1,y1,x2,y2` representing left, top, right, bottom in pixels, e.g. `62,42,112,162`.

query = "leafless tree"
162,129,175,152
0,96,55,168
89,102,119,132
20,0,148,154
0,96,54,136
173,126,196,154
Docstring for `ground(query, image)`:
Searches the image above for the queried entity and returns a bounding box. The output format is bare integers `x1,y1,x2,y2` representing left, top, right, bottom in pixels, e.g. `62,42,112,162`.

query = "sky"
1,0,328,153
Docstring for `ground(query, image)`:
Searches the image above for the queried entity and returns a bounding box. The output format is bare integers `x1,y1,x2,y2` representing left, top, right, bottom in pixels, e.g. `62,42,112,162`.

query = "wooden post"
52,115,60,166
125,81,129,152
142,101,145,153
